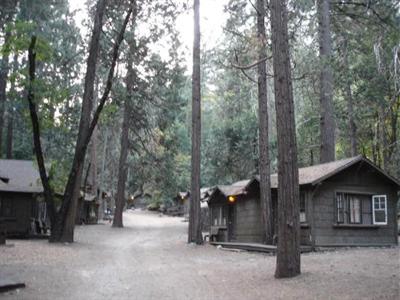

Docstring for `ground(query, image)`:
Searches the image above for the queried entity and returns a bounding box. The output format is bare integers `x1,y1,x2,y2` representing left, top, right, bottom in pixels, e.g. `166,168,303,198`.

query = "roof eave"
311,156,400,187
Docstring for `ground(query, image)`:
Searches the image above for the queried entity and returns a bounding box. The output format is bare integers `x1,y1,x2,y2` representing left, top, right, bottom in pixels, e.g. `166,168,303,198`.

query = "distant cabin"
207,156,399,247
173,189,211,229
0,159,48,236
75,186,99,225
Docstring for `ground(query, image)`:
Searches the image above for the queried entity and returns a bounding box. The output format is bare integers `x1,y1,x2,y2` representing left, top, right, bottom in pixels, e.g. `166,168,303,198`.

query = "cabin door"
227,205,235,241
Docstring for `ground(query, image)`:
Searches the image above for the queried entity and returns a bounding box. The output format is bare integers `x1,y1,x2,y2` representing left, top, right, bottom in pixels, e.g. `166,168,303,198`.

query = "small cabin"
207,179,265,242
75,187,99,225
0,159,48,236
208,156,399,247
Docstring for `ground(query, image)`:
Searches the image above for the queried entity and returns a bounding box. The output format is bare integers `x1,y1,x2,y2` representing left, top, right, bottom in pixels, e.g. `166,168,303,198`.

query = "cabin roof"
209,156,399,202
0,159,43,193
268,155,400,188
207,179,253,200
176,187,212,201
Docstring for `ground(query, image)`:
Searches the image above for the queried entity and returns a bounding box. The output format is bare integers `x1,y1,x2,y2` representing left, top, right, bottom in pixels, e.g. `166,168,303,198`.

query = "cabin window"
336,192,387,225
300,192,306,223
213,206,226,226
372,195,387,225
336,193,363,224
349,197,361,224
336,193,345,223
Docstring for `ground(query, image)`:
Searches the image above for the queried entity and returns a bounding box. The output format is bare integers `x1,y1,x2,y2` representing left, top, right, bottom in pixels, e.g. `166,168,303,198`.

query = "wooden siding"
311,163,398,246
0,192,35,235
235,196,264,243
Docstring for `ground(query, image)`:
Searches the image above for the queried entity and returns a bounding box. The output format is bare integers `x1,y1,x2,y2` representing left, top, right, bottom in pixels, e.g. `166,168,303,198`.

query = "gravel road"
1,210,399,299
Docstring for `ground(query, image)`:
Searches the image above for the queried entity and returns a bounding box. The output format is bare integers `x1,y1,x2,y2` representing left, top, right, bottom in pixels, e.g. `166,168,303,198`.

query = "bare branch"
231,55,272,70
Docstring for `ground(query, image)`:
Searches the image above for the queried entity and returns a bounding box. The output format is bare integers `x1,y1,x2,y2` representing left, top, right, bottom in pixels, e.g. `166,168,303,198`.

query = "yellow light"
228,196,236,203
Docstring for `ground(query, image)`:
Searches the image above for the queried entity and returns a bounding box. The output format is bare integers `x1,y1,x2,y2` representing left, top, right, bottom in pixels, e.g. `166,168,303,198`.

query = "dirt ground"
1,210,399,300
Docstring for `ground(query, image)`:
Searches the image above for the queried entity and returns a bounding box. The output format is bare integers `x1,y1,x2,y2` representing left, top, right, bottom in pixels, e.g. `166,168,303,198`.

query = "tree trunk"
0,11,13,157
50,1,132,242
256,0,273,244
113,0,137,228
89,78,99,211
342,37,357,157
112,97,130,228
317,0,335,163
188,0,203,245
5,109,13,158
50,0,107,243
270,0,301,278
27,36,56,228
98,127,109,220
6,55,17,159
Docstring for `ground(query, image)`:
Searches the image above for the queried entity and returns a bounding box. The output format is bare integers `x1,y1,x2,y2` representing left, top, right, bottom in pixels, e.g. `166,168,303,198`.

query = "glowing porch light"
228,195,236,203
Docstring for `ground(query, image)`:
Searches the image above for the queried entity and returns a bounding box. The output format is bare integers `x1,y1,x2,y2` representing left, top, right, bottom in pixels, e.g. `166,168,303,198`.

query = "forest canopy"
0,0,399,206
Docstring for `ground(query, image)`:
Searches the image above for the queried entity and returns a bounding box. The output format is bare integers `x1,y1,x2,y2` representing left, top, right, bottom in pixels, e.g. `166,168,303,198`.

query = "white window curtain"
349,196,361,223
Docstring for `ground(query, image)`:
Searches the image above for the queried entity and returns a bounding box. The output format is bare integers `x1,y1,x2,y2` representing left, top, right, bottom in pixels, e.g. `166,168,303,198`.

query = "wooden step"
210,241,313,253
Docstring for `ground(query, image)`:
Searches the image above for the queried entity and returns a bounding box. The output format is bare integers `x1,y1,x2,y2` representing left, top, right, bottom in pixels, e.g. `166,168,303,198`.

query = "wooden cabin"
207,179,265,243
208,156,399,247
175,189,210,228
0,160,48,236
75,188,99,225
132,190,152,209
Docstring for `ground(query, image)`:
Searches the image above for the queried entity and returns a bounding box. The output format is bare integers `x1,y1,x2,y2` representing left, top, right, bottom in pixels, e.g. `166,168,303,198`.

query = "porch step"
210,241,313,253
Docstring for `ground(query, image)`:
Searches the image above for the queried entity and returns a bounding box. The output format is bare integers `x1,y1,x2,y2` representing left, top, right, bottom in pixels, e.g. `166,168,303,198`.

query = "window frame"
335,191,376,225
299,191,307,223
372,195,387,225
213,205,227,226
336,192,345,223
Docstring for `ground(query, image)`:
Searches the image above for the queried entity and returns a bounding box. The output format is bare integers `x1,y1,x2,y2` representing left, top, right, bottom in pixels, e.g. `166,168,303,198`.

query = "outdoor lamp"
228,195,235,203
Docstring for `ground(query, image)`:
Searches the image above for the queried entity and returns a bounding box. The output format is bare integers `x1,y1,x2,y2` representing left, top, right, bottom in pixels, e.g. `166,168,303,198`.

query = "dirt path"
1,210,399,299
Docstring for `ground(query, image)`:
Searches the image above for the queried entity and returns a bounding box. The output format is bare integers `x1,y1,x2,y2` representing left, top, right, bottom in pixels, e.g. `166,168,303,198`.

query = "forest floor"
0,210,399,300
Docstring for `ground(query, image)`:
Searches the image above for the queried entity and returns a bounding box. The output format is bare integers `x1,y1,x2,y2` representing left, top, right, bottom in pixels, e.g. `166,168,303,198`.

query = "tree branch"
231,55,272,70
27,36,56,228
86,7,133,147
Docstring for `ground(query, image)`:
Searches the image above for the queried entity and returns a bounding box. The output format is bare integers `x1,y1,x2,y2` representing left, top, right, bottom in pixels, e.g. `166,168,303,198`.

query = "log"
0,281,26,293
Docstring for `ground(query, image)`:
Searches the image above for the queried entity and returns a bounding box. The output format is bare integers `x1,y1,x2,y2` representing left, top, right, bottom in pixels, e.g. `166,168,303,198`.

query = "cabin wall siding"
312,165,398,246
235,197,264,243
0,192,34,235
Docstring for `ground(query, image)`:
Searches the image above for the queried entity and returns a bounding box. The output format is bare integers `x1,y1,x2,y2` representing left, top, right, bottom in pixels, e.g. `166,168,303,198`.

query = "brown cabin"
175,189,210,229
75,188,99,225
0,160,49,236
207,156,399,247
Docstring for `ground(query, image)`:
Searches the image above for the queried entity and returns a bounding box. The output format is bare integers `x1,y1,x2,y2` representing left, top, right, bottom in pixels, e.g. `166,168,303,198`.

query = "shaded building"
207,156,399,247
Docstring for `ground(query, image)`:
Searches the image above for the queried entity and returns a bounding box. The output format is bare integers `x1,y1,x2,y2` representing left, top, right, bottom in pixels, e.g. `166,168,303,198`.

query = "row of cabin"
207,156,399,247
0,159,99,237
172,189,210,231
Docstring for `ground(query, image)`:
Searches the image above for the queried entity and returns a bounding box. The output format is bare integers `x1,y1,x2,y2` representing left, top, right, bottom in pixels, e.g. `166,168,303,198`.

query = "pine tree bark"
5,54,17,159
270,0,301,278
112,96,130,228
50,0,107,243
188,0,203,244
0,10,13,157
27,36,56,228
98,127,109,220
256,0,273,244
317,0,335,163
89,78,99,207
342,37,357,157
112,0,137,228
50,1,132,242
